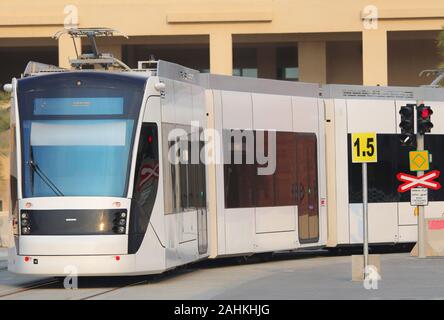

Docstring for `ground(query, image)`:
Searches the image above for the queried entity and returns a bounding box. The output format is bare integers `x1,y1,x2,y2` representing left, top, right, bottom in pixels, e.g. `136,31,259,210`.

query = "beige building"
0,0,444,211
0,0,443,88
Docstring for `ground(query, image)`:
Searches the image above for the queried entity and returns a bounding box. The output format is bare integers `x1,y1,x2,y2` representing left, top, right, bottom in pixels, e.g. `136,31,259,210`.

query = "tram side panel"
8,79,19,255
418,97,444,240
328,89,444,246
329,97,399,245
211,84,327,257
158,73,210,270
130,76,167,274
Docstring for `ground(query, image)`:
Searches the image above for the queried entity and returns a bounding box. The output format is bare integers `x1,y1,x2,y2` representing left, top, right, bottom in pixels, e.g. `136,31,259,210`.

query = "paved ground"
1,251,444,299
0,248,7,270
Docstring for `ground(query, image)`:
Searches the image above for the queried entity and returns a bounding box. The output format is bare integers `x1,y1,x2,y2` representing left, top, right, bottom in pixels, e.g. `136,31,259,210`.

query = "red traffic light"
421,107,432,119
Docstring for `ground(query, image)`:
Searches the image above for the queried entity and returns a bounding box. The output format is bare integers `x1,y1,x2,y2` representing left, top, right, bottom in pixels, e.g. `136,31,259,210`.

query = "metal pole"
362,162,369,278
417,133,426,258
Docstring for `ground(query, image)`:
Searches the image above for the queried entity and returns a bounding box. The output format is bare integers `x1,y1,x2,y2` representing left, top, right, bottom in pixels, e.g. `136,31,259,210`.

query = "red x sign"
396,170,441,193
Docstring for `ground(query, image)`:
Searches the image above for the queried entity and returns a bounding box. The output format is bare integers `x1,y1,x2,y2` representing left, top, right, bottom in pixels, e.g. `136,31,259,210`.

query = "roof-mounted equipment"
53,27,131,71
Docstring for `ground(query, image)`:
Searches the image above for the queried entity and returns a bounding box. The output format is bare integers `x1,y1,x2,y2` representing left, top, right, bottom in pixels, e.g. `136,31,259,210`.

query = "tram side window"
162,124,176,214
224,130,300,208
132,123,159,222
188,139,207,208
162,124,207,214
274,132,298,206
224,130,256,208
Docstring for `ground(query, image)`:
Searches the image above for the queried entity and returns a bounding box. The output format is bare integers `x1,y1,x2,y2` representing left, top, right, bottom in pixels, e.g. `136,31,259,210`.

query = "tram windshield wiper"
27,148,64,196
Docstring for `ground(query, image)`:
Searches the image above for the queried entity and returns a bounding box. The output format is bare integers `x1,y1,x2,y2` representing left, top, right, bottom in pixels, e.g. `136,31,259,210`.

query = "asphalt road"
1,250,444,300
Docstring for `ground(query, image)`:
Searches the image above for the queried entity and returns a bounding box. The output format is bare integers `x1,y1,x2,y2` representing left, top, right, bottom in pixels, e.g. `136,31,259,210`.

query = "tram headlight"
117,226,125,234
113,211,127,234
21,212,29,220
21,226,30,235
21,219,29,227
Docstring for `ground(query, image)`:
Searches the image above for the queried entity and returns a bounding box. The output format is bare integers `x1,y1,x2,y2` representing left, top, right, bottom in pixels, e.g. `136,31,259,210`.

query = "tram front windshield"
17,73,146,198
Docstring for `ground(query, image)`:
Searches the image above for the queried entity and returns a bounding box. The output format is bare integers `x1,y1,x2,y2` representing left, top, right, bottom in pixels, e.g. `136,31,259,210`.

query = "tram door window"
162,124,207,214
274,132,298,206
224,130,256,208
295,133,319,243
223,130,319,242
255,131,275,207
129,123,159,253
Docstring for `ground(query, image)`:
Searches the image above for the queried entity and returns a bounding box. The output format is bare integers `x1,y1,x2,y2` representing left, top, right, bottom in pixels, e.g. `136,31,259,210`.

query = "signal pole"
416,102,433,258
416,130,426,258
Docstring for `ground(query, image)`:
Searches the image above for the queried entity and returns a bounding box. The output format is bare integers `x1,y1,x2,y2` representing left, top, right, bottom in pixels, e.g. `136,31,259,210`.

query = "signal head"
399,104,415,135
417,104,433,135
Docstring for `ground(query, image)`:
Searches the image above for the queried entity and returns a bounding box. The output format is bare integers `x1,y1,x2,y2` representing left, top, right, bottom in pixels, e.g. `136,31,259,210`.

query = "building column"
58,34,81,69
362,29,388,86
257,45,277,79
210,31,232,75
298,41,327,84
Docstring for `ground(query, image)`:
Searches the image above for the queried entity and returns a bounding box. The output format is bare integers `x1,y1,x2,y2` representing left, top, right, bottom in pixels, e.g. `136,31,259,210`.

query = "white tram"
4,29,444,276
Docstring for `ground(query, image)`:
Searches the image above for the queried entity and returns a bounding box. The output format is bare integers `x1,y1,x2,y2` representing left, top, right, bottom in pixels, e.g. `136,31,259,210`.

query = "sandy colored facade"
0,1,444,210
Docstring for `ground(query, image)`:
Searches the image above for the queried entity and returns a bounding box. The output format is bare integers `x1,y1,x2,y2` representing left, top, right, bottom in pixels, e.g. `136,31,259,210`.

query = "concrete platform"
0,247,8,270
2,252,444,299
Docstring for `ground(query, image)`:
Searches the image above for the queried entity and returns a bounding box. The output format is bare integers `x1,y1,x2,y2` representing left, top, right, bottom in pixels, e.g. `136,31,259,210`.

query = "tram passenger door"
296,133,319,243
195,139,208,255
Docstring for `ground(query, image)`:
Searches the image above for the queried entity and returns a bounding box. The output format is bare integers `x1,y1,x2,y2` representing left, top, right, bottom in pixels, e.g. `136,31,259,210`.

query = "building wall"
388,38,442,87
327,41,363,85
0,0,443,85
0,46,57,87
0,0,443,223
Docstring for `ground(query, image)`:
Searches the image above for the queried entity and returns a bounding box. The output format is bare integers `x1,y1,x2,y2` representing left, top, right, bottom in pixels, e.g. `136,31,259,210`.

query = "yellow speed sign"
351,132,377,163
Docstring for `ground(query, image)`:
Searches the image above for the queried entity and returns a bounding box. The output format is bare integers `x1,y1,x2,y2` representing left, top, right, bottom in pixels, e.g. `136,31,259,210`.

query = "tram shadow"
39,243,414,290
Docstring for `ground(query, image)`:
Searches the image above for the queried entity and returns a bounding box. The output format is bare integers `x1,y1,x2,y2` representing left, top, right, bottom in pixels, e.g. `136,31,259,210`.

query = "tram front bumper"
8,251,138,276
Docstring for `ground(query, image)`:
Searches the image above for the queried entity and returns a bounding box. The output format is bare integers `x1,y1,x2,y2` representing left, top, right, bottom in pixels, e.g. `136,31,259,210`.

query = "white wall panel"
347,99,396,133
398,202,417,225
222,91,253,129
317,99,327,245
255,231,297,252
349,203,398,243
425,201,444,219
252,93,292,131
334,99,350,244
225,208,255,254
292,96,319,133
174,80,193,125
255,206,296,233
20,235,127,255
398,225,417,243
160,78,176,123
191,84,206,126
213,90,227,255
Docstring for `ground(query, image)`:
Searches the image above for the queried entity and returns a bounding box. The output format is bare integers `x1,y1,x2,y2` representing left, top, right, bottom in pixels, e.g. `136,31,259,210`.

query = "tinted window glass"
223,130,317,209
162,124,207,213
224,129,256,208
348,133,444,203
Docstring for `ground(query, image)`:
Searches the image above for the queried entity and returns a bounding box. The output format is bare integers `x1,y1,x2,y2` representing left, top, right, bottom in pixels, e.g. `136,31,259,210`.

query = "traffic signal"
399,104,415,146
417,104,433,135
